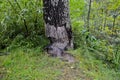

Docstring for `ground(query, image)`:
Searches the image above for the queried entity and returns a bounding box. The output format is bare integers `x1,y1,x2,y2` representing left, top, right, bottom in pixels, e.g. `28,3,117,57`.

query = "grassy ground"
0,48,120,80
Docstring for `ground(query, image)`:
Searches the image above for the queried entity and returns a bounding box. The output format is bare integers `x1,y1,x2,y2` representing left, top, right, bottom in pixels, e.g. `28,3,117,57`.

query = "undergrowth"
0,48,120,80
0,0,120,80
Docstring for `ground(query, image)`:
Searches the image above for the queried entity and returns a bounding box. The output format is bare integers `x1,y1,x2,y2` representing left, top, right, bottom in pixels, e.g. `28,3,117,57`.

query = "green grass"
0,49,62,80
0,0,120,80
0,48,120,80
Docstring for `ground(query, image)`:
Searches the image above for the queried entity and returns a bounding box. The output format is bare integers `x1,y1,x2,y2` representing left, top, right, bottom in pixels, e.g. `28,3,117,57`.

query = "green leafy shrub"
0,0,44,50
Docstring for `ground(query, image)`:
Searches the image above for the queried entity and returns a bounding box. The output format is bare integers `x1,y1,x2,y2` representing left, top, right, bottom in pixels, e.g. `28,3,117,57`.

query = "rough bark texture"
43,0,74,61
87,0,92,30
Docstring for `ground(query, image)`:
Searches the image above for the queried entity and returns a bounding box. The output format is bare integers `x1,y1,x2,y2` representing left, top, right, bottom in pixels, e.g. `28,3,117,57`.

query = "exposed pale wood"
43,0,74,62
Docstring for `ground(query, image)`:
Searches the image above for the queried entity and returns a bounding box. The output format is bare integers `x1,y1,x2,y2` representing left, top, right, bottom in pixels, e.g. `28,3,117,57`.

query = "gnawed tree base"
44,43,75,63
44,23,74,62
43,0,74,62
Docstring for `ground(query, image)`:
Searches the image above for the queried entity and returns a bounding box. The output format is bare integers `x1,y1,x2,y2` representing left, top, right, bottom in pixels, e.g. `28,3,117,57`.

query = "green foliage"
0,0,120,80
0,0,44,50
70,0,120,71
0,49,62,80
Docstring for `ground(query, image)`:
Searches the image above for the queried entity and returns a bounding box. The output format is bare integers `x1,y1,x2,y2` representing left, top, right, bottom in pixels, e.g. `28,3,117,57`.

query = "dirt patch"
0,67,6,80
57,63,92,80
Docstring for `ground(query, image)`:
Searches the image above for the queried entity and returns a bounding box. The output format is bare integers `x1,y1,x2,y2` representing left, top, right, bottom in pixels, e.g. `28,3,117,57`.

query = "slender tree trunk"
113,17,116,30
43,0,73,56
112,17,117,35
103,10,107,30
87,0,92,30
15,0,29,36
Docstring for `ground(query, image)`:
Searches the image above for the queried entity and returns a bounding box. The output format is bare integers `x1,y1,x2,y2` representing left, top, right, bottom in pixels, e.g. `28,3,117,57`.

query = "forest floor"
0,48,119,80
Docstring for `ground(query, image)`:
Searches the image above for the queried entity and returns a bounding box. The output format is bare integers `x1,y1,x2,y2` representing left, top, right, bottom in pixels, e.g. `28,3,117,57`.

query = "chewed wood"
43,0,74,60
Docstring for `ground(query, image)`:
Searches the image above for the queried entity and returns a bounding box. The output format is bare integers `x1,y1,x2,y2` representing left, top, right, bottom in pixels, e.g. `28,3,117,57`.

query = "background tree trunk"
43,0,73,53
86,0,92,30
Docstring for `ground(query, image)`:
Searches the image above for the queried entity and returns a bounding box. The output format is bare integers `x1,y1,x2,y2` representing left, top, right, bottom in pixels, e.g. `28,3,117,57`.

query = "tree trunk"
43,0,73,56
87,0,92,30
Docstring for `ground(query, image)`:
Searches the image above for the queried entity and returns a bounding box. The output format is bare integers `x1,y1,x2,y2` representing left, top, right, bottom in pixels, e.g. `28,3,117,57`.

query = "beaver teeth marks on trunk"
45,23,58,39
45,45,63,57
45,23,69,43
52,42,67,50
45,43,75,63
45,42,67,57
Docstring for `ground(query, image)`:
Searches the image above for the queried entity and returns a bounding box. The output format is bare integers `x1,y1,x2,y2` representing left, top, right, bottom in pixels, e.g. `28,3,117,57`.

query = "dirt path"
57,63,92,80
0,66,6,80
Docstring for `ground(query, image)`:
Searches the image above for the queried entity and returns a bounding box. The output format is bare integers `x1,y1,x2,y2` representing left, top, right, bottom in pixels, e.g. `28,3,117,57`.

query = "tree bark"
87,0,92,30
43,0,73,56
